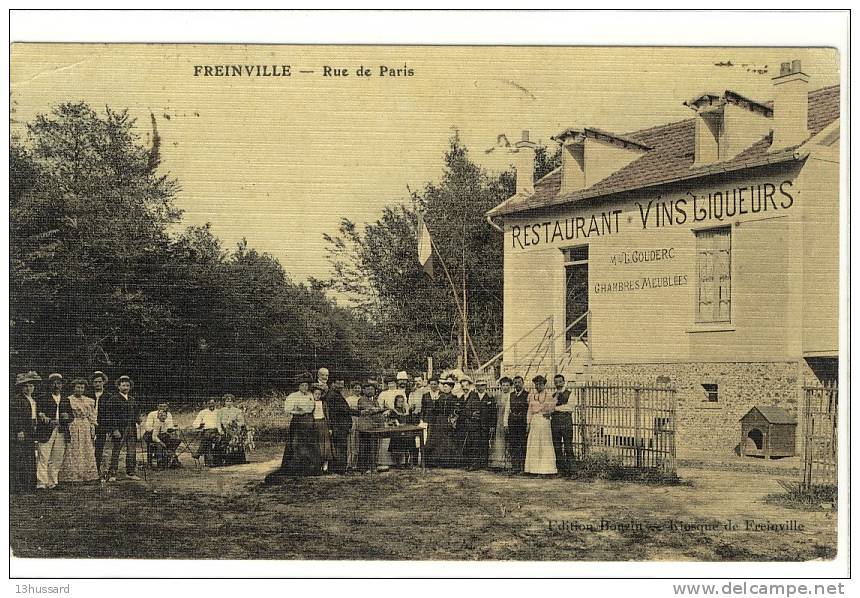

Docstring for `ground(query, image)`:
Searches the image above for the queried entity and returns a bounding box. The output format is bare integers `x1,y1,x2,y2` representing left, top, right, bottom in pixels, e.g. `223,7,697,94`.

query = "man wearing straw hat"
11,371,41,493
35,373,74,489
101,375,142,482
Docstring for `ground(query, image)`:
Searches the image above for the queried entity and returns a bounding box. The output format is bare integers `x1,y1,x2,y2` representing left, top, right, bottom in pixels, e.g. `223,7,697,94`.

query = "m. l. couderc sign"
508,179,796,250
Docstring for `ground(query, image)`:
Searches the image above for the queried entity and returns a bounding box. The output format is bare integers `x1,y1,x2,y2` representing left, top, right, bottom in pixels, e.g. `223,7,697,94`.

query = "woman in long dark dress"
264,378,318,483
11,371,41,494
424,378,462,468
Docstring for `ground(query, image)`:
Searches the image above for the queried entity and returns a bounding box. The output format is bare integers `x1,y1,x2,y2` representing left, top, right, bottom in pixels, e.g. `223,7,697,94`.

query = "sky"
10,45,839,284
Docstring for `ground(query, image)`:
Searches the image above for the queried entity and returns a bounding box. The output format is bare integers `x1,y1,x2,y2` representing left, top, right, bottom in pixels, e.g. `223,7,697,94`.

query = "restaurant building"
486,61,840,455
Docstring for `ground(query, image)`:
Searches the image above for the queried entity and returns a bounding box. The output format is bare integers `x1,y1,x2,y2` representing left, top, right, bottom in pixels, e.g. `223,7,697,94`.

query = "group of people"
188,395,249,467
264,367,579,482
10,369,252,494
11,365,579,492
10,370,145,493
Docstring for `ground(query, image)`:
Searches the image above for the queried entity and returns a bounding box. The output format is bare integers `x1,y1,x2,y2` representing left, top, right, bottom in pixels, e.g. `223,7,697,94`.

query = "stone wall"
587,361,803,456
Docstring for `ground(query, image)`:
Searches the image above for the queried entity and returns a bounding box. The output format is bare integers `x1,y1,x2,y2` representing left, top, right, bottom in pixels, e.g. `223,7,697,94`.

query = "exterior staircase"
477,311,592,383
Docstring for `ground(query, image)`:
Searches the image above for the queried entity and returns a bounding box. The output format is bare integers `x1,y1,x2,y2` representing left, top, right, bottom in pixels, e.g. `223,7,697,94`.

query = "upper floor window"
695,226,731,323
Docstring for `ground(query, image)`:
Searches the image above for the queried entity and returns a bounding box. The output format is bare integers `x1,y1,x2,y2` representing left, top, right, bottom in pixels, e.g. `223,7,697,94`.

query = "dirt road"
10,443,836,561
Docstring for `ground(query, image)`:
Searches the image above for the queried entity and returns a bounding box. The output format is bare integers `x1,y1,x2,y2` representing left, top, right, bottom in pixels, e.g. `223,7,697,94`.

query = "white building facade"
487,63,839,455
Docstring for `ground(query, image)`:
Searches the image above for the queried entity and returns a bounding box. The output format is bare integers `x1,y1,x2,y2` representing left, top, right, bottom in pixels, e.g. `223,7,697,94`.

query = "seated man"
150,406,181,468
191,399,222,467
217,394,248,465
143,402,175,465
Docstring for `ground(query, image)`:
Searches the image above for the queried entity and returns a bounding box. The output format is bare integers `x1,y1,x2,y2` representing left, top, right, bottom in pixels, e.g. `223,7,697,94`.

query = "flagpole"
462,218,468,370
424,225,482,367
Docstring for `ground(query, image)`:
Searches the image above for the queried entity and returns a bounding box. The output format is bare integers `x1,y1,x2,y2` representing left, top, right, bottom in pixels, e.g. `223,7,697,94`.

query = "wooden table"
357,424,426,473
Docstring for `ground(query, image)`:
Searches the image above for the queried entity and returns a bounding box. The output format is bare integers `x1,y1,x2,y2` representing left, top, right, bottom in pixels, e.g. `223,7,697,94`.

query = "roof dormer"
685,90,773,167
552,127,649,195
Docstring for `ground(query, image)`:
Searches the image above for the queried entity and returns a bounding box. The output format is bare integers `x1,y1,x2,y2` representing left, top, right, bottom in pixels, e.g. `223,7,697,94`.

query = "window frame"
694,225,732,325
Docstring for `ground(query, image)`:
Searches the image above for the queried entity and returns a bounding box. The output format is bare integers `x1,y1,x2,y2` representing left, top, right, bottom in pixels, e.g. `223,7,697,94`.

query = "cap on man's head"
396,371,409,381
48,373,63,383
460,375,473,384
476,377,488,386
91,371,108,383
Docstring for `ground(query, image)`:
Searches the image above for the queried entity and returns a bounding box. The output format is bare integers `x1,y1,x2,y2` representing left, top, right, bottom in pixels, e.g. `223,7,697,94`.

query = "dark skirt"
458,423,489,468
265,414,323,482
10,433,37,494
425,415,461,468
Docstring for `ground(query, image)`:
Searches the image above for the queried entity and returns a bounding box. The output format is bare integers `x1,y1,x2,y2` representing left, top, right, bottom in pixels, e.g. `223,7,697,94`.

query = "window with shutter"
695,226,731,323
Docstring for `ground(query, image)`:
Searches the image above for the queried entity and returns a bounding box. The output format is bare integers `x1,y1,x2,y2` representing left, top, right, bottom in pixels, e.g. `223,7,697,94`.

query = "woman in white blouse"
265,376,322,482
524,375,558,475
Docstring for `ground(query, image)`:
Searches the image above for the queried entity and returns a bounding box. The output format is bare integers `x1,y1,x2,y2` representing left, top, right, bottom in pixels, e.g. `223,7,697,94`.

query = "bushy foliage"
10,102,372,406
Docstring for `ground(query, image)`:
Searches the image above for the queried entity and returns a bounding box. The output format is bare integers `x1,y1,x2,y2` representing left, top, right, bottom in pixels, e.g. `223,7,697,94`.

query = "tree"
10,102,180,377
315,133,523,373
11,102,375,401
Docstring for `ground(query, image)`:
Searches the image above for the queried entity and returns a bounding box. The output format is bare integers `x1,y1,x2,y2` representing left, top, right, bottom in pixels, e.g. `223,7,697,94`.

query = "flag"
417,214,434,279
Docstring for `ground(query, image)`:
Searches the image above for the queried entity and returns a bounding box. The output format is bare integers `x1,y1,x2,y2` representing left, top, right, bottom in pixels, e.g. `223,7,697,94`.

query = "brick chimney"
514,130,537,196
771,59,810,151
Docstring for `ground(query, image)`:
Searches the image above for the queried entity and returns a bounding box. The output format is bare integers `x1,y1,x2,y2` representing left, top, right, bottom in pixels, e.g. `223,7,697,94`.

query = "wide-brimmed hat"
15,371,41,385
91,371,108,383
48,373,63,383
396,371,409,381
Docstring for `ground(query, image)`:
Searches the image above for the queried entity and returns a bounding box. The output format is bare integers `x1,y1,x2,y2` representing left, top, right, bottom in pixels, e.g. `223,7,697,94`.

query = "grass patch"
568,453,685,485
763,480,838,512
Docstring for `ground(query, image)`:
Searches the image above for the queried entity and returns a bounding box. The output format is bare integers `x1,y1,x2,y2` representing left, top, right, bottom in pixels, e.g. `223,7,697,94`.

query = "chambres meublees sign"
508,179,796,250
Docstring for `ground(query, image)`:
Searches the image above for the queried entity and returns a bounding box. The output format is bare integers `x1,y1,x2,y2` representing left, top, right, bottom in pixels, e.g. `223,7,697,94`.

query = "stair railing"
477,316,552,374
555,310,592,374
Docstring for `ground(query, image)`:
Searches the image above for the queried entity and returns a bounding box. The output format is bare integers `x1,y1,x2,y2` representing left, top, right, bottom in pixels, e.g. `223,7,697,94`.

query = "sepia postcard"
6,9,850,586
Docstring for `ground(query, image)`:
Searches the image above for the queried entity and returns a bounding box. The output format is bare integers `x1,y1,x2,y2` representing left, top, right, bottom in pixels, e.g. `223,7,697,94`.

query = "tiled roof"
489,85,840,217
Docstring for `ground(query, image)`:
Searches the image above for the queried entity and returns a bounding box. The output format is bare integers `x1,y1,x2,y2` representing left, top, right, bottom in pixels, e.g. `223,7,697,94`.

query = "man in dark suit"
35,373,74,489
457,377,494,470
90,371,110,475
324,379,359,474
11,371,42,493
101,375,142,482
551,373,574,476
508,375,530,473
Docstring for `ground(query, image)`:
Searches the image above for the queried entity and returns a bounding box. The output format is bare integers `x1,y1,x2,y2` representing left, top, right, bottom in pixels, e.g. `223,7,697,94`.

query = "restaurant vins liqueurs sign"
508,179,795,251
